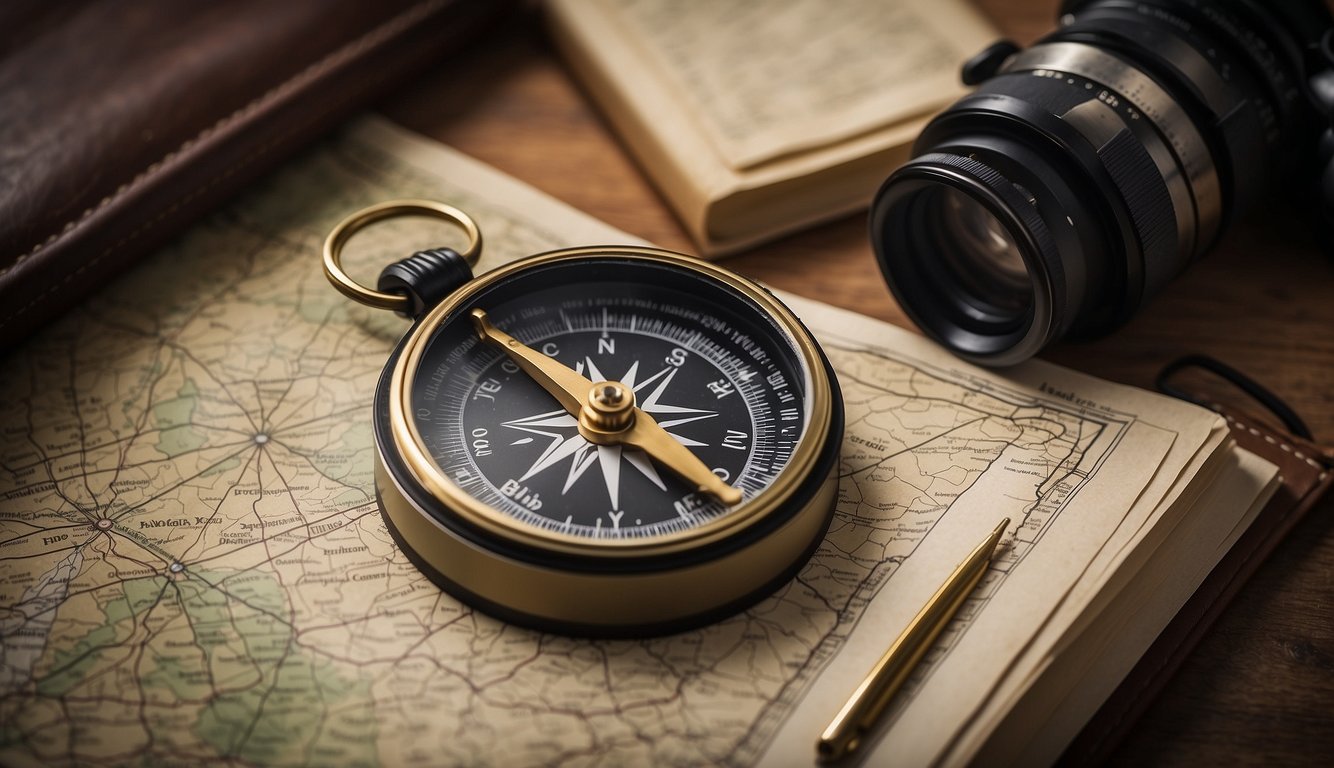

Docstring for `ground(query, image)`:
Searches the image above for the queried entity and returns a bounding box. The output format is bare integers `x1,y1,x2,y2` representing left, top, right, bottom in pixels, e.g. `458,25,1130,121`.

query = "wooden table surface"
380,1,1334,763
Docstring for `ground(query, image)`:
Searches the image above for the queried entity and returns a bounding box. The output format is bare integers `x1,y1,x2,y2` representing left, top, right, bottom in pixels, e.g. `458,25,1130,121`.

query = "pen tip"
985,518,1009,553
816,736,857,764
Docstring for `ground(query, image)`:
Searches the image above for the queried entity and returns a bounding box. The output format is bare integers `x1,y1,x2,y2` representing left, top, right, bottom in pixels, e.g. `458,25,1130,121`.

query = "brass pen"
817,518,1010,763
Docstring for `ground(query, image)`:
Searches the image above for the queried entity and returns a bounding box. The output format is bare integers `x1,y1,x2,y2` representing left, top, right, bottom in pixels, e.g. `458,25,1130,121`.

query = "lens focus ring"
871,151,1065,366
1005,42,1221,253
1095,126,1177,296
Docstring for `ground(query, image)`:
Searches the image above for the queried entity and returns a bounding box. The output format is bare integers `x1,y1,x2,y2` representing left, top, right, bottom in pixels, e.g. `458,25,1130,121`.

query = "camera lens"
935,187,1032,315
870,0,1331,365
873,152,1071,365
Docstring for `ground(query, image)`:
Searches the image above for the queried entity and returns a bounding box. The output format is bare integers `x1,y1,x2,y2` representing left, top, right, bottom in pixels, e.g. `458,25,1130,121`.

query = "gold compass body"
327,211,843,635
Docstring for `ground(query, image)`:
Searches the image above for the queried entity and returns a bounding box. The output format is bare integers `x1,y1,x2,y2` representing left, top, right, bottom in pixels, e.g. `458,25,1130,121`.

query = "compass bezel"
386,246,835,561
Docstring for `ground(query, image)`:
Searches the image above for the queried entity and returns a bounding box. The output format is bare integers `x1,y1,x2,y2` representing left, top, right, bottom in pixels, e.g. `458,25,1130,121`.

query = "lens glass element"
932,187,1033,319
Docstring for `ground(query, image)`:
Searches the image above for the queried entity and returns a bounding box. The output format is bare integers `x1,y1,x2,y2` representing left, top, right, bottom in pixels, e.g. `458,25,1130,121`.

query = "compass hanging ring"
323,199,482,314
325,200,843,636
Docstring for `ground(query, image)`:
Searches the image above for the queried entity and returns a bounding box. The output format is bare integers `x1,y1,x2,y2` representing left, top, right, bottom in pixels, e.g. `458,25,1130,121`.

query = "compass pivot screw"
580,380,636,439
595,383,624,407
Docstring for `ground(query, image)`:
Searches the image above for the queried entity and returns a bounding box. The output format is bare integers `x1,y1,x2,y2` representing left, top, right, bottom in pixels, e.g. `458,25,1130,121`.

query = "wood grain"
378,1,1334,763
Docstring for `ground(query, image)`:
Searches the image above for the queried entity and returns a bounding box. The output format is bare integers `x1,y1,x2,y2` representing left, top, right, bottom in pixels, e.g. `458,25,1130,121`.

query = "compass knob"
579,380,636,439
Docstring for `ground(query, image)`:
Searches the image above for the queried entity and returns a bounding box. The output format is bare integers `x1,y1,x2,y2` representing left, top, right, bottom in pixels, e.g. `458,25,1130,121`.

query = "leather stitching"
1212,407,1329,475
0,0,445,327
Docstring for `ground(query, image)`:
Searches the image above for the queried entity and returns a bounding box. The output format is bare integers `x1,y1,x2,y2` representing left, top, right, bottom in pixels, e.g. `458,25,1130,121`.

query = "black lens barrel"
871,0,1331,365
874,154,1064,365
873,66,1182,364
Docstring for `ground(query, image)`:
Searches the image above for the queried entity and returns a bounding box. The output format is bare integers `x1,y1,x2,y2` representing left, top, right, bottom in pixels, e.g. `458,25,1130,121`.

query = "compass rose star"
500,361,720,508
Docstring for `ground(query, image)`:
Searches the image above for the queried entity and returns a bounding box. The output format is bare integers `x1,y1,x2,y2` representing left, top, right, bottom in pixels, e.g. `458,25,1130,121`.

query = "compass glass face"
406,256,812,540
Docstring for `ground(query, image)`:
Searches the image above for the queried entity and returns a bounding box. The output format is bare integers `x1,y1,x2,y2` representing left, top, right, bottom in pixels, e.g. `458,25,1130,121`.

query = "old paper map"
0,118,1217,767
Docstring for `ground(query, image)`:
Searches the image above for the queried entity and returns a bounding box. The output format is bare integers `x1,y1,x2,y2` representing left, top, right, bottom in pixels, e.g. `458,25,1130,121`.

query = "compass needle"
343,231,840,634
472,308,743,505
471,308,591,415
622,411,744,506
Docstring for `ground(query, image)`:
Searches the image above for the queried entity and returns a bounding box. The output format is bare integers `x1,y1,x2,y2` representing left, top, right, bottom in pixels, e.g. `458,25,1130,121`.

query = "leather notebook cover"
1062,404,1334,764
0,0,506,350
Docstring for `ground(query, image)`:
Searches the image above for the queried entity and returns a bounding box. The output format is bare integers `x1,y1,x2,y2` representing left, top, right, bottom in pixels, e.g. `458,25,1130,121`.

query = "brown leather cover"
0,0,507,351
1061,405,1334,764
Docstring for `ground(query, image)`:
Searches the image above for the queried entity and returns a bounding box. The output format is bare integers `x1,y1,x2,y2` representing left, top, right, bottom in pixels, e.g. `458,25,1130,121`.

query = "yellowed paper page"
951,448,1277,767
602,0,995,169
546,0,998,254
752,296,1222,767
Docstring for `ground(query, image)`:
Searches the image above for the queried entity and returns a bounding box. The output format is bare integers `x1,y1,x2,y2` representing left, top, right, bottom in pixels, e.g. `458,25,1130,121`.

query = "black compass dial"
406,257,811,540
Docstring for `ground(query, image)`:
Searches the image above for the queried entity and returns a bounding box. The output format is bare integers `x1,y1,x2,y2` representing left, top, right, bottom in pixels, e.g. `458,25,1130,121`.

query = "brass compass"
326,200,843,636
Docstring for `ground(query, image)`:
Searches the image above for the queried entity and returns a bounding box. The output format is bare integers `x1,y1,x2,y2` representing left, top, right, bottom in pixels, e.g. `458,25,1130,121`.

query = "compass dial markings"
624,449,667,492
657,413,718,429
413,283,809,539
597,444,623,510
577,356,607,384
562,445,599,495
497,355,720,506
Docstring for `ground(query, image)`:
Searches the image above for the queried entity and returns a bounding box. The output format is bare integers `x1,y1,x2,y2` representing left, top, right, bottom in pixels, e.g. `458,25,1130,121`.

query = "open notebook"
546,0,1000,256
